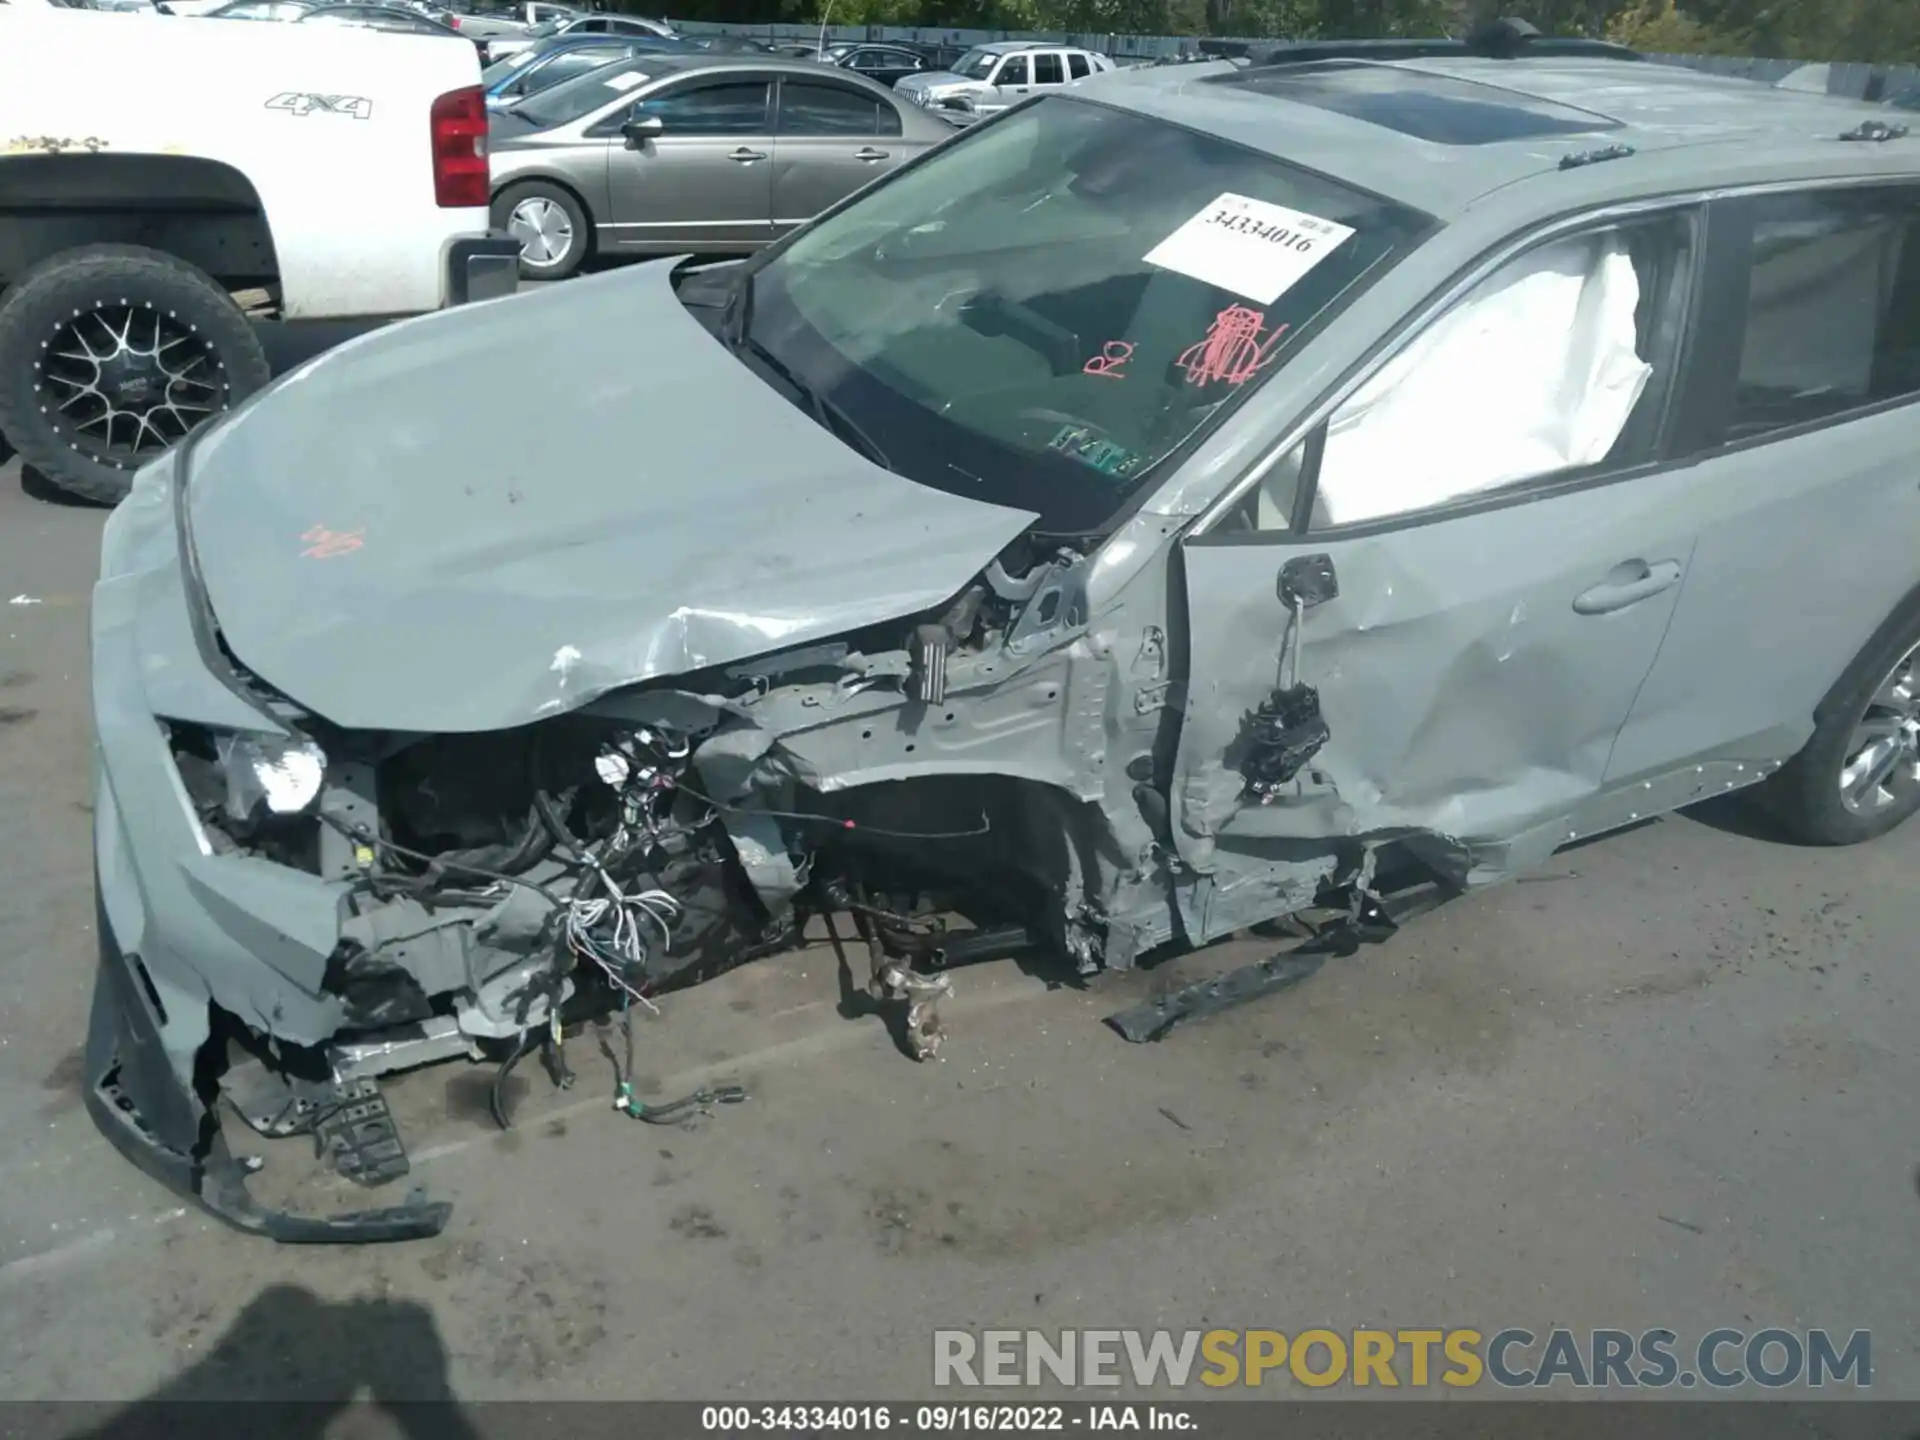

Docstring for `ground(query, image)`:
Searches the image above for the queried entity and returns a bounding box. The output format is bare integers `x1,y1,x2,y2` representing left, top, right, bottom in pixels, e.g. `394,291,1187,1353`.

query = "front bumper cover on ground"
83,891,452,1244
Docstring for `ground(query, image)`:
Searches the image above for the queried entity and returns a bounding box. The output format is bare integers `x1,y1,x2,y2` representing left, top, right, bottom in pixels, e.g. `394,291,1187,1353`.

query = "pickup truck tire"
1759,595,1920,846
0,245,270,506
493,180,589,281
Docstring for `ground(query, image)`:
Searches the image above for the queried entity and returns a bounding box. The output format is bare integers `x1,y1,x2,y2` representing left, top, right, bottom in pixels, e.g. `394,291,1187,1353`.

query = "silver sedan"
488,53,954,279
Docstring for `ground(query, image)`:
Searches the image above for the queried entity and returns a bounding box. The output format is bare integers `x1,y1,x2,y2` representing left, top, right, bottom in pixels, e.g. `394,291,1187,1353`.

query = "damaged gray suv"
88,33,1920,1239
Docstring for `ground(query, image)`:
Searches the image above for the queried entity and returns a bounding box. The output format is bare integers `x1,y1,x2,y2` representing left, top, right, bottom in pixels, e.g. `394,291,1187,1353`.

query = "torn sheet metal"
1172,467,1699,867
180,263,1040,733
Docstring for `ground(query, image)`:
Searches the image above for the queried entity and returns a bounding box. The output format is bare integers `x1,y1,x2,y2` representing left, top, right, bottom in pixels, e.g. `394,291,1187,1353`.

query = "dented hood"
184,263,1038,733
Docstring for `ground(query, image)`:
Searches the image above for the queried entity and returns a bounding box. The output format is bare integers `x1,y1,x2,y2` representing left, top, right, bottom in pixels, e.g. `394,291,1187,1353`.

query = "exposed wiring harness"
564,870,677,1014
327,722,988,1133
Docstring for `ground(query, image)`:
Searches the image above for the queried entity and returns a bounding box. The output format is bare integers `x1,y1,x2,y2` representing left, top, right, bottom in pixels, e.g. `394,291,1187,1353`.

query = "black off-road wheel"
1759,594,1920,846
0,245,270,506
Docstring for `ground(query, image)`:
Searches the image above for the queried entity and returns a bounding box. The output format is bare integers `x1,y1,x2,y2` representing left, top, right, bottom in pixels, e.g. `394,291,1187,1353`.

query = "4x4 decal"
264,92,373,119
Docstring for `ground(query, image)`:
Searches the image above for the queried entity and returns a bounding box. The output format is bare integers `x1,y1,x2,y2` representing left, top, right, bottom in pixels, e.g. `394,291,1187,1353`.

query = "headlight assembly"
215,732,329,821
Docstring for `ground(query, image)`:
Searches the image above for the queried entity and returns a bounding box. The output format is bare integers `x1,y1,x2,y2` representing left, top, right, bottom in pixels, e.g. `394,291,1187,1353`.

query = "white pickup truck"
0,1,520,502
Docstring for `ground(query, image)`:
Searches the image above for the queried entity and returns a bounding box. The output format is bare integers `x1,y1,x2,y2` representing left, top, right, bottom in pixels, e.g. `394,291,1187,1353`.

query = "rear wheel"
1761,599,1920,845
493,181,590,282
0,245,269,506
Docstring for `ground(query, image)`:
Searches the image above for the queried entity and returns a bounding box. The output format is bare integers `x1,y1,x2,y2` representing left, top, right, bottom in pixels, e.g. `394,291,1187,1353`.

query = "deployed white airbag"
1315,232,1653,526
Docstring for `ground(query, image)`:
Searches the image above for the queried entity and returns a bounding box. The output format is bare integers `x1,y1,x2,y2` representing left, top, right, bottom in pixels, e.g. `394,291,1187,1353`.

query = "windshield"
950,48,997,79
730,97,1430,534
511,61,651,127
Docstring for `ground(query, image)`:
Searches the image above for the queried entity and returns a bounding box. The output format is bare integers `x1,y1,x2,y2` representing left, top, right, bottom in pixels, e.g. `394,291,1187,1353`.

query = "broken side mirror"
622,113,664,147
1279,553,1338,611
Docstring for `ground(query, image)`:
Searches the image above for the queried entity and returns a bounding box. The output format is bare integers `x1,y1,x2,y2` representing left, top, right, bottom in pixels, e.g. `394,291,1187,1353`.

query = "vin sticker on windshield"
1144,194,1354,305
604,72,649,91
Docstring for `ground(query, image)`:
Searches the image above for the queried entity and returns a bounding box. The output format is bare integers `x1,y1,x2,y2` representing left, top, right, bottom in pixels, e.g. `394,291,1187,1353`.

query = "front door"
1168,208,1705,915
604,76,775,252
982,52,1029,115
770,77,901,236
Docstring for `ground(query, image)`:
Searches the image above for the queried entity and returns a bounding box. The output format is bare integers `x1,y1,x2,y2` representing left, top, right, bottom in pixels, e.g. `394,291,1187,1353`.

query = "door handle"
853,146,889,162
728,147,767,163
1572,559,1683,616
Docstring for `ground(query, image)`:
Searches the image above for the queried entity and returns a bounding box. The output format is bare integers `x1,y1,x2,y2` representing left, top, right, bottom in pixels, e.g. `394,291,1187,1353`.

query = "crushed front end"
86,431,1202,1242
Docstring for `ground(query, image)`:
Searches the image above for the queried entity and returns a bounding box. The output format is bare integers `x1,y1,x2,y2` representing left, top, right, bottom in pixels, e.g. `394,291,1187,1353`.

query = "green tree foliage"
681,0,1920,62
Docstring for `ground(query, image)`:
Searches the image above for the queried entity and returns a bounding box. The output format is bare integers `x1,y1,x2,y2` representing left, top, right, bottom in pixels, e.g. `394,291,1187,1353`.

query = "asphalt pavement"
0,450,1916,1405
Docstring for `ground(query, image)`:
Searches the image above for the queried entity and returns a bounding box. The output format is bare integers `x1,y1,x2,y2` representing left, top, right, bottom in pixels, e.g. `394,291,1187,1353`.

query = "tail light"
446,11,459,23
429,84,490,209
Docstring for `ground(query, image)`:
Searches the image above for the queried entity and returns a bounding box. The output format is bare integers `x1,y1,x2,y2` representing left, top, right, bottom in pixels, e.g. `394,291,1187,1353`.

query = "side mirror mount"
621,113,663,147
1278,553,1338,612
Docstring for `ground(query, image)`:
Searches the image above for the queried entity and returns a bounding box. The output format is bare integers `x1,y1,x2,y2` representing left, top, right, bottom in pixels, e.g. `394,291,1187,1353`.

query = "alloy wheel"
1838,640,1920,814
34,300,226,466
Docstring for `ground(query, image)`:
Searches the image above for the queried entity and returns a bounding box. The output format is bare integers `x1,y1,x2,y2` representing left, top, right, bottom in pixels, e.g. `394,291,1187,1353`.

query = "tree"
1607,0,1748,51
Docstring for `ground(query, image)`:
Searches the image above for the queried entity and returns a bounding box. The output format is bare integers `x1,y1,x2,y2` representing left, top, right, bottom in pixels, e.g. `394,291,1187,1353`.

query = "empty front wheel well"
0,154,279,292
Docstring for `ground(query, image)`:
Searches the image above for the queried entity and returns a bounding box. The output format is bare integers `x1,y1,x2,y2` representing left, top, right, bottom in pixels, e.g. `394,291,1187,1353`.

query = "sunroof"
1224,61,1622,146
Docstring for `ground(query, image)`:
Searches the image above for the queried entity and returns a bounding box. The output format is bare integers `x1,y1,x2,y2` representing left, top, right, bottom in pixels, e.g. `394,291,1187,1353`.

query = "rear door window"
1722,185,1920,442
778,81,883,136
1033,52,1065,85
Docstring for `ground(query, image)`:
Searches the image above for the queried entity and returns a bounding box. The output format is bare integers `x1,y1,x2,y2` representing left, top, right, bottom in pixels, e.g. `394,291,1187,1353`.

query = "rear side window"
1067,52,1090,79
779,81,883,136
1727,186,1920,441
1034,53,1064,85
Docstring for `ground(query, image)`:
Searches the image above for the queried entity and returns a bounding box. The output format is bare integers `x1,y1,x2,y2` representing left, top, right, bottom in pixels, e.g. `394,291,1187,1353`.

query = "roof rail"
1239,17,1640,69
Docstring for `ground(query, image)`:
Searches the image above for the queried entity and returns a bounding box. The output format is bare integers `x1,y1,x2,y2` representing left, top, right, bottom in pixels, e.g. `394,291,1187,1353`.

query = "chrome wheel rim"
508,197,574,267
34,300,225,467
1838,641,1920,815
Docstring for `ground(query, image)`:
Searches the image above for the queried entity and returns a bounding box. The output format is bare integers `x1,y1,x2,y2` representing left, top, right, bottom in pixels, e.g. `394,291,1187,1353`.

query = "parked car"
488,52,953,278
895,40,1114,122
826,42,931,89
0,1,515,505
896,38,969,71
483,31,693,107
484,7,670,58
300,2,491,58
693,33,774,53
446,0,574,42
201,0,320,17
203,0,489,53
83,26,1920,1241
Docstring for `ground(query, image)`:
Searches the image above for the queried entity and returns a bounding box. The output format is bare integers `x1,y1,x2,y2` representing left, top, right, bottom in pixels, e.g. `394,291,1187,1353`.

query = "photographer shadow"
71,1282,482,1440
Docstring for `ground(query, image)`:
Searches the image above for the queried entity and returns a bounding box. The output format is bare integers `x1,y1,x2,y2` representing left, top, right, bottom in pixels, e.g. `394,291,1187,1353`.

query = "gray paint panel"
1607,405,1920,783
182,263,1038,733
